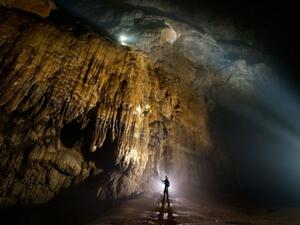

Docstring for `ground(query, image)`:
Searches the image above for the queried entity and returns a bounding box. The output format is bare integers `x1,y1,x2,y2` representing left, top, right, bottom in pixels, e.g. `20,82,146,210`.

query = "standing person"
162,175,170,200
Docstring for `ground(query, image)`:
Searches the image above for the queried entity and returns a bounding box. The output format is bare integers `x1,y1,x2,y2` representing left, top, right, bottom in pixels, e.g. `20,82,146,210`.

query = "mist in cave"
0,0,300,225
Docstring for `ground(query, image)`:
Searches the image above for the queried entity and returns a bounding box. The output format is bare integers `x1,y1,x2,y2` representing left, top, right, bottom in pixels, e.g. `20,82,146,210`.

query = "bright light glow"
135,105,142,114
119,34,129,46
144,104,151,113
125,148,139,162
134,104,151,116
151,175,178,195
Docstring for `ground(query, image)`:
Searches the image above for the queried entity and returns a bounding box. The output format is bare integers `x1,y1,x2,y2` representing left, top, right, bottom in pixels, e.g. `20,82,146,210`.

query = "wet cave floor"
88,193,300,225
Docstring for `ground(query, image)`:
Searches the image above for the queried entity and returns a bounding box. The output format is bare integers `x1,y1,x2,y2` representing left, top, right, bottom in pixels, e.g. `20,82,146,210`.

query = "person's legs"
164,187,168,202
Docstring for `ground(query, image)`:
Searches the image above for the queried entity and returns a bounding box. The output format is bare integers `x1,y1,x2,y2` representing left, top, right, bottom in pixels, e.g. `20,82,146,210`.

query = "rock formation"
56,0,275,114
0,0,55,17
0,0,286,212
0,5,211,206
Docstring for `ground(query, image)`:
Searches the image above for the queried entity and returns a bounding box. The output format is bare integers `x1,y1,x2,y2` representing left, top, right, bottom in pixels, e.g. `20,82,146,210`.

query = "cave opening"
84,133,118,172
81,108,118,172
60,119,82,148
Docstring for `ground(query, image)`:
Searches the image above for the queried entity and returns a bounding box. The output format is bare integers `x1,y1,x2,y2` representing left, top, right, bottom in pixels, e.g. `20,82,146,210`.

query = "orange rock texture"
0,0,55,17
0,7,211,205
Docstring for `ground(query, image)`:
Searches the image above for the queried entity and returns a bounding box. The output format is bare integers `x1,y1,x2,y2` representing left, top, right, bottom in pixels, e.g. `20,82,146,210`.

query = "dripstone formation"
0,5,211,206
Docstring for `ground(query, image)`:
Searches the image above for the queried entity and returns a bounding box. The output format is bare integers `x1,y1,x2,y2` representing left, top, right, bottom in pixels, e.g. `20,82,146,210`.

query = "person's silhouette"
162,175,170,200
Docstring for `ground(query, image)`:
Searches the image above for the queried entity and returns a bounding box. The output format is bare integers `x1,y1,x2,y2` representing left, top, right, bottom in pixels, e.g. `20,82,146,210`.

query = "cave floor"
87,193,300,225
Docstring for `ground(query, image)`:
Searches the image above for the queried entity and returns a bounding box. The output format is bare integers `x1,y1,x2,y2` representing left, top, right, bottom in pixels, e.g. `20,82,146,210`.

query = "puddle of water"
163,212,168,220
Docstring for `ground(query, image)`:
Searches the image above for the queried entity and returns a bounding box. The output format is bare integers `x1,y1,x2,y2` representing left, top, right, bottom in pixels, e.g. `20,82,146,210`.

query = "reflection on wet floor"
88,192,300,225
156,193,177,225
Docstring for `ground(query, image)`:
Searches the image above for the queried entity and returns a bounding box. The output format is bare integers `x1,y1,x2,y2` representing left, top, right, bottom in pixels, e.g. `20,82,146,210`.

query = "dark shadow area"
0,176,110,225
60,119,82,148
0,165,143,225
49,5,118,43
208,96,300,207
84,132,118,172
81,107,118,171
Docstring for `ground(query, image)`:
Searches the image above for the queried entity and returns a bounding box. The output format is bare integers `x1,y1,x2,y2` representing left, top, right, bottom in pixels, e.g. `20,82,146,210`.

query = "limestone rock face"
0,0,55,17
0,7,211,205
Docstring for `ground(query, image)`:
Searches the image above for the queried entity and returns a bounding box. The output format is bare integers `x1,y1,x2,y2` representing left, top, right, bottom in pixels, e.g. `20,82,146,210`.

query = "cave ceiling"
52,0,277,106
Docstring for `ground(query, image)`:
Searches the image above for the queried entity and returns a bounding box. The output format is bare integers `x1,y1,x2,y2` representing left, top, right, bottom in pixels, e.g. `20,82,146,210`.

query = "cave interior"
0,0,300,225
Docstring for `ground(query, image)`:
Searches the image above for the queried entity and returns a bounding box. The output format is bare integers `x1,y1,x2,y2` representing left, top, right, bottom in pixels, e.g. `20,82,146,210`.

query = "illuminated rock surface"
0,0,55,17
0,6,210,206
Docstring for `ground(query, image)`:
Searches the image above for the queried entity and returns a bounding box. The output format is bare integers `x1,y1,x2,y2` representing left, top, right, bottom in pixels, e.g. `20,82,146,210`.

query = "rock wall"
0,0,55,17
0,7,211,206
